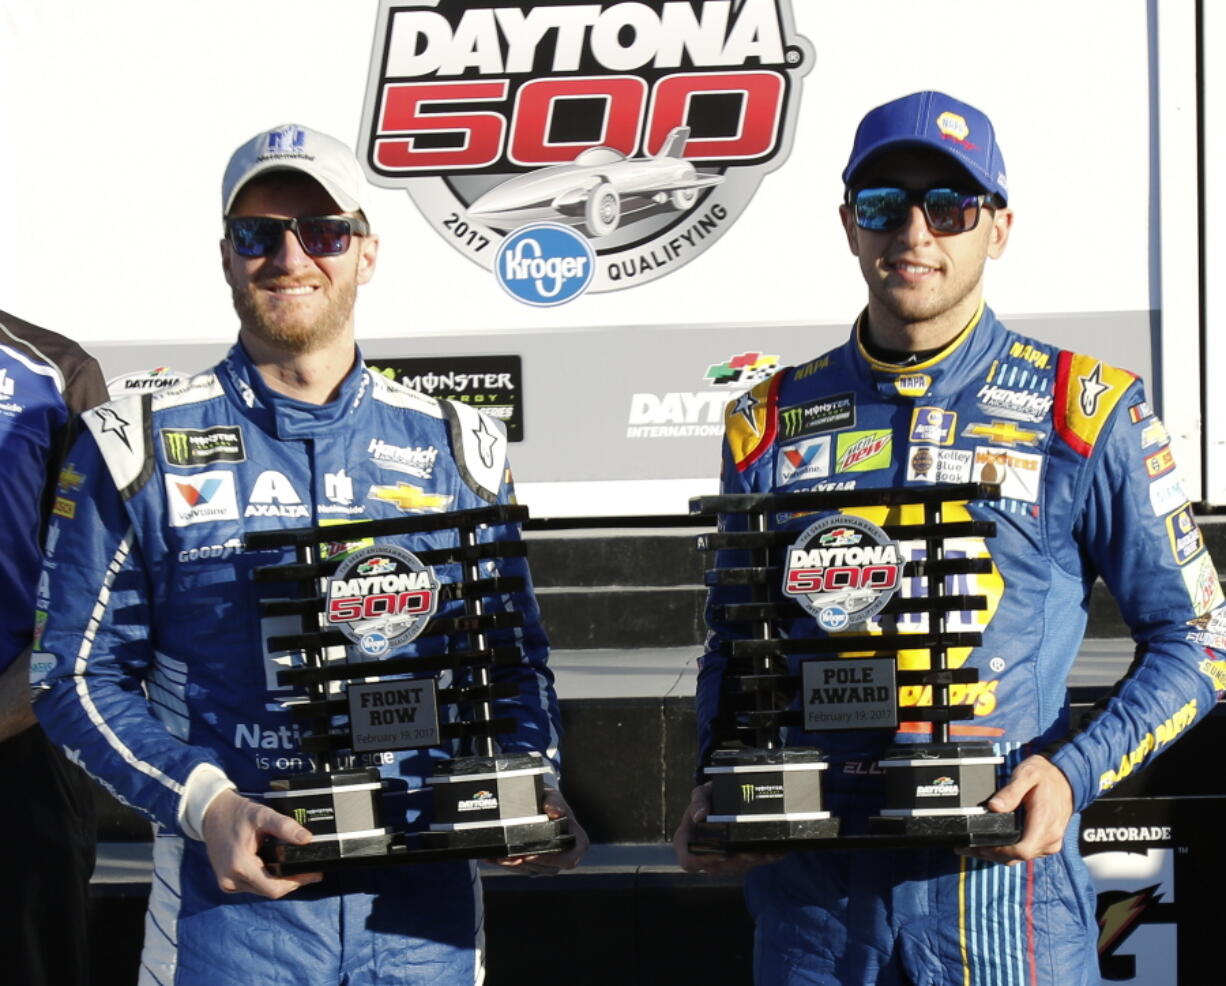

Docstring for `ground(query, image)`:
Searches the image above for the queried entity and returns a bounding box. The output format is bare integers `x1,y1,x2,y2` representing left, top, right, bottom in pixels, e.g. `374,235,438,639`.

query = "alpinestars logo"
359,0,813,301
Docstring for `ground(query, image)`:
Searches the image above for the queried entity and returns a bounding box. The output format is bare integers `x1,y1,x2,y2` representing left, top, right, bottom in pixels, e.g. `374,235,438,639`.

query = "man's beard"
231,278,356,355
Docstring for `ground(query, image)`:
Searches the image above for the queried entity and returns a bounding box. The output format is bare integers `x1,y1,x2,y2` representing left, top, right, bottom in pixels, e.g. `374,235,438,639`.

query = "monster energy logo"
292,807,309,826
779,393,855,439
740,783,756,802
160,426,245,466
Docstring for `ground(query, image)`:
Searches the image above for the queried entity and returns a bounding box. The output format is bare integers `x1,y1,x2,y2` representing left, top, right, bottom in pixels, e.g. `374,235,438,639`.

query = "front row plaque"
690,483,1020,853
246,505,573,874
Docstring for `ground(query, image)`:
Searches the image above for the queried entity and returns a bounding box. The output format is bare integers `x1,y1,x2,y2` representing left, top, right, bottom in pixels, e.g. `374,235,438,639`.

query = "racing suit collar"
220,341,370,439
851,300,997,401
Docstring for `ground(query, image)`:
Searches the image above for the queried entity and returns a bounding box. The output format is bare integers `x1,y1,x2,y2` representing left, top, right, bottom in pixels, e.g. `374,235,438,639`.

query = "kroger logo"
494,223,595,307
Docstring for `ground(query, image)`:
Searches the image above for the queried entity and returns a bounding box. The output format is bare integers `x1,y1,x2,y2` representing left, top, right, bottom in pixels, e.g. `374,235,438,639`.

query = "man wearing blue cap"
676,91,1224,985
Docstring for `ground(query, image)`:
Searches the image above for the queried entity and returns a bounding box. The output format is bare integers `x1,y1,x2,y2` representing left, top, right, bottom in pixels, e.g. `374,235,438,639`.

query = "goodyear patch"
1054,352,1136,457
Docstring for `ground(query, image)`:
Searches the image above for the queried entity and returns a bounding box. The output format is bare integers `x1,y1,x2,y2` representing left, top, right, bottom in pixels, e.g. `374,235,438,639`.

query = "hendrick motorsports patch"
358,0,813,302
325,544,440,657
782,514,902,631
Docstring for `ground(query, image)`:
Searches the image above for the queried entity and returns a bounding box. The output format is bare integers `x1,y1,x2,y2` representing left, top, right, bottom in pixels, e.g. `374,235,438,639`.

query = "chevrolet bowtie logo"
963,420,1043,446
369,482,453,513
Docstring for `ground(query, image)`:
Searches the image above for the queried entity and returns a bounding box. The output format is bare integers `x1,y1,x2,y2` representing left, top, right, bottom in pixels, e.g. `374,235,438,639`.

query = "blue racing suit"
32,342,560,986
698,304,1226,986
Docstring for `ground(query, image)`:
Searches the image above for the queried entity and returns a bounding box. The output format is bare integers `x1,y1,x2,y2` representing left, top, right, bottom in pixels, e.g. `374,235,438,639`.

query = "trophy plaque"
690,483,1020,853
246,504,573,874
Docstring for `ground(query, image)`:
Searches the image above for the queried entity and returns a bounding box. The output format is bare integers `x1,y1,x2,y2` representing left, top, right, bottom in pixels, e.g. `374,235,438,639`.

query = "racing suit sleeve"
31,423,232,839
1045,376,1225,812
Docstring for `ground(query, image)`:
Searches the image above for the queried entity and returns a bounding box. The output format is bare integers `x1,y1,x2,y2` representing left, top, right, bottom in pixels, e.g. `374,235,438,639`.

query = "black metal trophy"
690,483,1020,852
247,504,573,874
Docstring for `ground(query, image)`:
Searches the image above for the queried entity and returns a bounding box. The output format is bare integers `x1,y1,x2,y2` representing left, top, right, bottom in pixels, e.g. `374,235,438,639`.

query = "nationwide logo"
705,352,779,387
161,427,246,467
358,0,814,299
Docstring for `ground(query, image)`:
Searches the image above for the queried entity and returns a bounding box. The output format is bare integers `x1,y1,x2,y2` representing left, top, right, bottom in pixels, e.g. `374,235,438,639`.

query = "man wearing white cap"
33,123,586,985
675,91,1224,985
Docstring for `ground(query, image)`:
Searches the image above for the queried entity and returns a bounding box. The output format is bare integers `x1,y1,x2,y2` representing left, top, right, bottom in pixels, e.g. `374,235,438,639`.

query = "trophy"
690,483,1019,852
246,504,573,873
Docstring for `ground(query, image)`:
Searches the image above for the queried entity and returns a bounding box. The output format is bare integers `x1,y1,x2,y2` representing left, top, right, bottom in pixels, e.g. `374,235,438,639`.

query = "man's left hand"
486,788,589,874
958,754,1073,864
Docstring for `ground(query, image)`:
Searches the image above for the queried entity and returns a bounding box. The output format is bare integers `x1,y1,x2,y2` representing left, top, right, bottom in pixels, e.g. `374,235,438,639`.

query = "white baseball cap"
222,123,366,216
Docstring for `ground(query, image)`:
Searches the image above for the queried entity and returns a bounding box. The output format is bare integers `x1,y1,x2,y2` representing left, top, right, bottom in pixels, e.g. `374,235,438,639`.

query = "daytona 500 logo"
358,0,813,301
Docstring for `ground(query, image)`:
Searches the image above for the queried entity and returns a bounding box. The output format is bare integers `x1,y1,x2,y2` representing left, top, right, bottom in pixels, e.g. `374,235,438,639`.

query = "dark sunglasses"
225,215,370,258
850,187,995,234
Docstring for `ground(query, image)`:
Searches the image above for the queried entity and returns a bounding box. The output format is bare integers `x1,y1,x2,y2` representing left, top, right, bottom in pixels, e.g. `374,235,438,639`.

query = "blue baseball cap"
842,91,1008,203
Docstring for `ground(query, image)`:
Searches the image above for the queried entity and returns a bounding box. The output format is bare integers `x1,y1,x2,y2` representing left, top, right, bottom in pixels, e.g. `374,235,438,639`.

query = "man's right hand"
200,789,323,898
672,782,784,876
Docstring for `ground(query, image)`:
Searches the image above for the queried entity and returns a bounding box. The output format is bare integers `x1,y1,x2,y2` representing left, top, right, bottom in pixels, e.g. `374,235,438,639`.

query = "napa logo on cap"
936,111,970,143
494,223,595,306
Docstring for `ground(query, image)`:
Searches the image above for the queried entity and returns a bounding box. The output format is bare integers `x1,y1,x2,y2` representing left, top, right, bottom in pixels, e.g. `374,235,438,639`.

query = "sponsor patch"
972,447,1042,502
907,446,974,484
1165,505,1204,565
961,420,1044,447
1148,471,1188,517
246,471,309,519
776,436,831,486
369,482,454,513
835,430,892,473
1144,447,1175,479
1181,552,1224,616
494,222,595,306
893,374,931,398
368,438,439,480
1128,401,1152,424
57,464,85,492
779,393,855,440
52,497,76,519
161,427,246,467
909,407,955,445
166,471,240,527
1140,419,1169,449
975,382,1053,423
368,354,523,440
1054,352,1135,457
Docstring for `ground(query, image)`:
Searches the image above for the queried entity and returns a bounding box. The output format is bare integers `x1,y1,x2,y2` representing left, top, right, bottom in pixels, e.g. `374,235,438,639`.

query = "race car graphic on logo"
783,513,902,631
358,0,814,301
326,544,440,657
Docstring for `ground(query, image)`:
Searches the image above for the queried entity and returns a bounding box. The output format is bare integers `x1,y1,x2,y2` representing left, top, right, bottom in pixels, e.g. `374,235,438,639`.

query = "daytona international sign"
358,0,813,302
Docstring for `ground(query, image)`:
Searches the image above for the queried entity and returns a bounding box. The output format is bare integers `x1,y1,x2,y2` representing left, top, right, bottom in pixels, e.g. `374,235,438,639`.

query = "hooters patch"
1053,352,1136,457
358,0,814,303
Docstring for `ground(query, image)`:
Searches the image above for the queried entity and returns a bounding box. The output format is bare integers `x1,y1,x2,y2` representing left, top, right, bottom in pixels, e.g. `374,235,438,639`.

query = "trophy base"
690,815,841,854
867,809,1020,845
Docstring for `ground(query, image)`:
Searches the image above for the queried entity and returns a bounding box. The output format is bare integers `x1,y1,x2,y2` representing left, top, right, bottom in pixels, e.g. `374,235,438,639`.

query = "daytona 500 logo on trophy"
357,0,814,302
